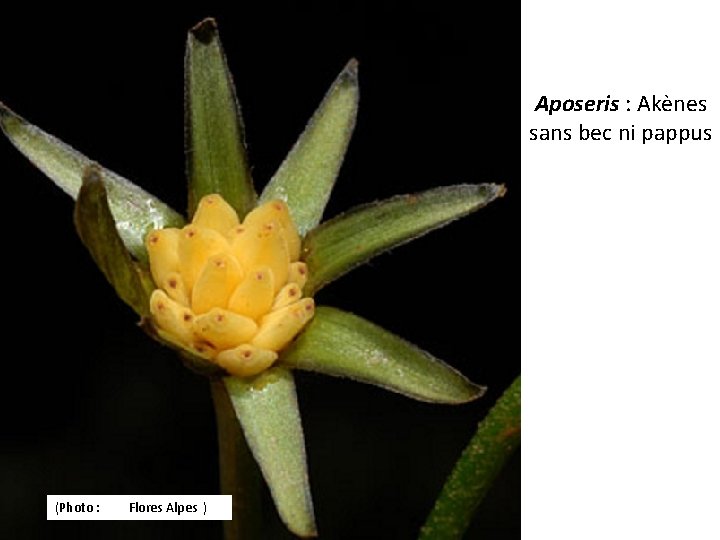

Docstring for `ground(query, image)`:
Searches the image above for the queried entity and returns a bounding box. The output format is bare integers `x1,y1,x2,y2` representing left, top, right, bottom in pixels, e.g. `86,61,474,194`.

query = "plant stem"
420,376,520,540
210,378,263,539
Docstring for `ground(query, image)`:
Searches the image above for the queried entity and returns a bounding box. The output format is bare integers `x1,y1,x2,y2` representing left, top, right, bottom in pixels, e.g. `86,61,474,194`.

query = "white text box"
47,495,231,520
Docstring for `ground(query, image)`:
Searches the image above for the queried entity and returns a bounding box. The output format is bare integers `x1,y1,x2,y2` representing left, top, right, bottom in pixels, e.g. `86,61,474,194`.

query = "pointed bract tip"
473,384,489,401
81,164,104,186
342,58,359,80
0,101,23,131
190,17,218,44
444,381,487,405
291,525,318,539
479,183,507,201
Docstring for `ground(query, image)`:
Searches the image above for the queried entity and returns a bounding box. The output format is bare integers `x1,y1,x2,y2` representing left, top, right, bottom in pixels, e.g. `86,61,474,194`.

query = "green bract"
0,17,505,538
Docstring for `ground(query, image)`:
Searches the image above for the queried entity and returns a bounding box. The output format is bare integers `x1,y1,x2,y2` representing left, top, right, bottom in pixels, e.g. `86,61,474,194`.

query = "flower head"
0,17,506,538
147,195,314,376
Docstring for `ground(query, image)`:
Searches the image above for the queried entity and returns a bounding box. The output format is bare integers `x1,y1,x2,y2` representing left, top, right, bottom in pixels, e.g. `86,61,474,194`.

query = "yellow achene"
146,195,314,377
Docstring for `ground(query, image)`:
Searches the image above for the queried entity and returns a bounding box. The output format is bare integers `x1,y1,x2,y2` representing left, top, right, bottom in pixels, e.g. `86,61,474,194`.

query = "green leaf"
0,102,185,261
302,183,505,294
224,368,316,538
74,166,155,317
281,307,484,404
185,18,256,218
420,376,520,540
260,59,359,236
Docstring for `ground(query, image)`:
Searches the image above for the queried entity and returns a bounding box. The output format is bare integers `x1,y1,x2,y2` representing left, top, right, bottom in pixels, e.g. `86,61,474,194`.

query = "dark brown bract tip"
190,17,218,44
82,163,104,185
343,58,359,80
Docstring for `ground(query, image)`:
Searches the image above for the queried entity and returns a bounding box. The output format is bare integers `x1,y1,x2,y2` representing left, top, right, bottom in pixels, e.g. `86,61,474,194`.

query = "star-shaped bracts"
0,17,505,537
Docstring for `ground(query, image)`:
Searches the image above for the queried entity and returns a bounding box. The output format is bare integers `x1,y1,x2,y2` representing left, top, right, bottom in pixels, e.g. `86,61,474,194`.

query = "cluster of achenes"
0,18,504,538
148,195,314,376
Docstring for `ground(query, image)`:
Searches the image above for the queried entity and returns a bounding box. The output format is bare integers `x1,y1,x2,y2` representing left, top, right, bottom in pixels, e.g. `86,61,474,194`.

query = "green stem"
210,379,263,539
420,376,521,540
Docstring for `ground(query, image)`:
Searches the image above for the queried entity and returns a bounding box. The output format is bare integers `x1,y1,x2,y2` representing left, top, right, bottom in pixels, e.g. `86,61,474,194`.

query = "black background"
0,2,518,539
